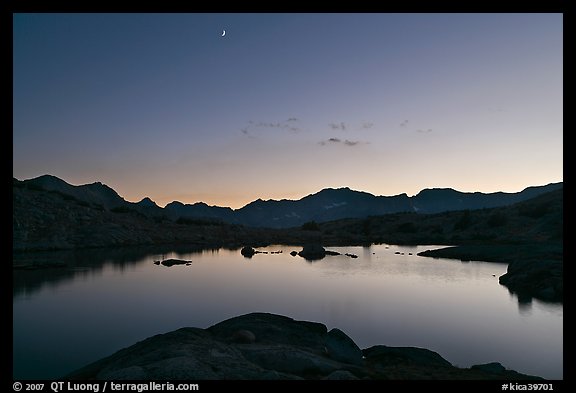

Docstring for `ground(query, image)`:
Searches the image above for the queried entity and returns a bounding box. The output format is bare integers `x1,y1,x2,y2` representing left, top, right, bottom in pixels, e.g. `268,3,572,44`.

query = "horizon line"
13,173,563,210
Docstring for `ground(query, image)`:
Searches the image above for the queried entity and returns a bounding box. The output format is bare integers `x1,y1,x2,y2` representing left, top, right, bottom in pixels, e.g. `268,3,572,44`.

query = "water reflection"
13,244,563,380
518,297,533,316
13,245,222,299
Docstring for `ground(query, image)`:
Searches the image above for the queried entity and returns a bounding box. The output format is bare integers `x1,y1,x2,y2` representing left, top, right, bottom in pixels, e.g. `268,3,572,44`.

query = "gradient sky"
13,13,563,209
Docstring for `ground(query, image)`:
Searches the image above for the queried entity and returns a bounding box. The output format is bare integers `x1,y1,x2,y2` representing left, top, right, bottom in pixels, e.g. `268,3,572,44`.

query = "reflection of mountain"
14,175,562,228
13,245,218,299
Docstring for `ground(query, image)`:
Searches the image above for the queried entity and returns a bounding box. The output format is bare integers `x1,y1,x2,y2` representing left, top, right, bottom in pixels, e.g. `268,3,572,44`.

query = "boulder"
363,345,452,368
240,246,256,258
65,313,544,381
298,245,326,261
325,328,363,366
208,313,328,352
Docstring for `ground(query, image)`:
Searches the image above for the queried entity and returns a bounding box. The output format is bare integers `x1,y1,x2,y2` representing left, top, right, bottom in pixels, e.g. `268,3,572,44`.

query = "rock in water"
241,246,256,258
325,328,363,366
298,244,326,261
160,259,191,267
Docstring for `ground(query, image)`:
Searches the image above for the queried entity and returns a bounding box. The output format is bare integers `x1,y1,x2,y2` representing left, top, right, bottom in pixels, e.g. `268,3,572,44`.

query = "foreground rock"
66,313,543,380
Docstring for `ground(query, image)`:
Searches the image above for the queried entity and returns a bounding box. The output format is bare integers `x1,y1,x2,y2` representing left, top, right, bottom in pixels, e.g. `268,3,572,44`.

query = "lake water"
13,244,563,380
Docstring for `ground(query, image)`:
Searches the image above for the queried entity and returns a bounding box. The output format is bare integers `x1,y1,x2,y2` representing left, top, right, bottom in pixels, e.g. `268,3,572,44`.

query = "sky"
13,13,563,209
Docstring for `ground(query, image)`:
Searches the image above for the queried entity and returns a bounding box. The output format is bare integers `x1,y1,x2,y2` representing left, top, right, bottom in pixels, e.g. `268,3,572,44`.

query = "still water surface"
13,244,562,379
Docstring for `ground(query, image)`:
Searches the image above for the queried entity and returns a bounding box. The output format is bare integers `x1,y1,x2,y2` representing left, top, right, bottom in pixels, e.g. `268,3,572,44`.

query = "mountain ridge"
14,175,563,228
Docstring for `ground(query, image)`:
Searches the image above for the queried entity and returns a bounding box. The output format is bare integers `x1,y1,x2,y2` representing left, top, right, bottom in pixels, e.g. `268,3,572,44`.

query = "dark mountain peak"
306,187,375,201
322,186,352,192
518,182,563,197
521,181,562,191
316,187,354,195
137,197,158,208
80,182,124,204
25,174,70,188
165,201,184,208
244,198,266,207
415,187,459,196
85,181,119,193
20,174,126,209
192,202,233,211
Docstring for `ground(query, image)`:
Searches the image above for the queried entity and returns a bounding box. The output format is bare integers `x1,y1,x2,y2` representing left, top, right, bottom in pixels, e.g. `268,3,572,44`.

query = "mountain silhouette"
15,175,563,228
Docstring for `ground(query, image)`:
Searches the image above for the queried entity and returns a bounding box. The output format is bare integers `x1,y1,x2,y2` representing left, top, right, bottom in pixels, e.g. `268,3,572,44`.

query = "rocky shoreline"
65,312,543,380
417,244,562,302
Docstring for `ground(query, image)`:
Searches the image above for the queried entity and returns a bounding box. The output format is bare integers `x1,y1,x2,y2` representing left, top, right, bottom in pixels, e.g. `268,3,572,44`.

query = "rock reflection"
13,245,219,299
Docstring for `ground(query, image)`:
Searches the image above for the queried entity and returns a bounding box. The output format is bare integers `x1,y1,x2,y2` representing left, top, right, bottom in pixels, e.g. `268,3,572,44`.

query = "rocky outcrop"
66,313,543,380
325,328,363,366
417,244,563,303
298,245,327,260
363,345,452,368
499,259,562,302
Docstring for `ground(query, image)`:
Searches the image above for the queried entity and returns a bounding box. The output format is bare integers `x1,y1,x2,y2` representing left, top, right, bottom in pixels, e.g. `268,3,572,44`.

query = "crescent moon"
222,30,226,37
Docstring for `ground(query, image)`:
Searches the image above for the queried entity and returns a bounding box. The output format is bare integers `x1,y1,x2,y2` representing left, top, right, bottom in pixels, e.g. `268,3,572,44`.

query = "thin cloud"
328,121,375,131
260,122,279,128
416,129,433,133
241,118,301,136
399,120,409,128
319,137,365,147
329,122,347,131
